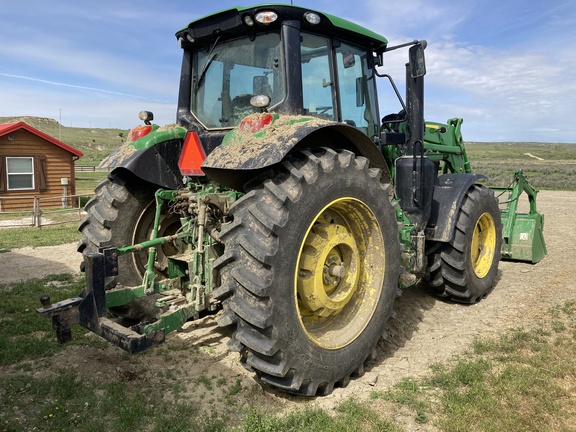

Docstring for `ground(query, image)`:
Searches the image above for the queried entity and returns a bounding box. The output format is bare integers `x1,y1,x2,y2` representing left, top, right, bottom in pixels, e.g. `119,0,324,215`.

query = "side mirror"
409,42,427,78
375,51,384,68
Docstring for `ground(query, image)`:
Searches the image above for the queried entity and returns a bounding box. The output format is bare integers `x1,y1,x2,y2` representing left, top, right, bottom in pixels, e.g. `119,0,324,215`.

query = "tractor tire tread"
426,184,502,303
215,147,400,396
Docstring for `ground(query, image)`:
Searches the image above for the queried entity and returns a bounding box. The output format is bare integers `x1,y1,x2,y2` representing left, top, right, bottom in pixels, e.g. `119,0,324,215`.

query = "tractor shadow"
376,281,439,361
374,268,504,367
171,309,233,361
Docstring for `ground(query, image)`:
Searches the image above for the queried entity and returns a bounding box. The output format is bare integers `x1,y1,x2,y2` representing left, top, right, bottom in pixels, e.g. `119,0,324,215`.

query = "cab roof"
176,4,388,52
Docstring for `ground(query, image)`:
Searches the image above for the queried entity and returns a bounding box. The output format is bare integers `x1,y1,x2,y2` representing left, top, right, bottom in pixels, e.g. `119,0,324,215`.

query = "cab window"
336,42,379,137
192,32,284,128
301,33,336,120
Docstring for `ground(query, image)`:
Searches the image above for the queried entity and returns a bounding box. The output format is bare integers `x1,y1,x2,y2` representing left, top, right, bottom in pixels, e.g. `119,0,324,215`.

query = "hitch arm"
36,250,165,353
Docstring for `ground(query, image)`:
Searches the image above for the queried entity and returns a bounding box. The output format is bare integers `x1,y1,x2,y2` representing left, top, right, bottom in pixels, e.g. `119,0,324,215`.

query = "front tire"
427,184,502,303
213,148,400,396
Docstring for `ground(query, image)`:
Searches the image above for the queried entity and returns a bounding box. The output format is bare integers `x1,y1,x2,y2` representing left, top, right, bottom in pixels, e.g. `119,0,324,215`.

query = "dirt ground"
2,190,576,427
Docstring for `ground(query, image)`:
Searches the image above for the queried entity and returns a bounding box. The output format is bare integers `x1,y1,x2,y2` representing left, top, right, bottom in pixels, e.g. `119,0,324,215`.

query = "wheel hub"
295,198,386,350
298,223,360,317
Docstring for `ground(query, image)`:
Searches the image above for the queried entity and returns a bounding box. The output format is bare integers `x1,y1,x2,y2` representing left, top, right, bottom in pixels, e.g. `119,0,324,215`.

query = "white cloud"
0,73,145,99
421,40,576,141
0,77,176,129
0,33,180,97
361,0,576,142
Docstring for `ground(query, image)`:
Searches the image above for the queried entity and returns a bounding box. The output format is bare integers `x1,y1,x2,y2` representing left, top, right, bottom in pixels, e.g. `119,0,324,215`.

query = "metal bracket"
36,250,165,354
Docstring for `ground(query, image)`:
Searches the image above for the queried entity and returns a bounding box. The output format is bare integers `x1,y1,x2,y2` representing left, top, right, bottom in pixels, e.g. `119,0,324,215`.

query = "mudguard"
425,173,487,242
201,115,390,191
99,125,187,189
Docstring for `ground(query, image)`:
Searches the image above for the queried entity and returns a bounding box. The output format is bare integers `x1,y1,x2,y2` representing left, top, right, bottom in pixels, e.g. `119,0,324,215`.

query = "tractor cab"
176,5,385,141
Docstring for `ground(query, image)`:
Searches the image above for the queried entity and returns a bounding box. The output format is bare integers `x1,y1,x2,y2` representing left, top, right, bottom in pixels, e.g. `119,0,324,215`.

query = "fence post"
33,197,42,228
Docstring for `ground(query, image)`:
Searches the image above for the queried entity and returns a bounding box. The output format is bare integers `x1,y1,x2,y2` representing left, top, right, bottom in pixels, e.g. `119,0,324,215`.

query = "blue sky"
1,0,574,142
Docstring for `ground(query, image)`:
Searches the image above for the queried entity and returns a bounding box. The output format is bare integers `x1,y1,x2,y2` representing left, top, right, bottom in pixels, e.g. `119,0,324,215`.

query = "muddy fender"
99,125,187,189
426,173,487,242
202,116,390,191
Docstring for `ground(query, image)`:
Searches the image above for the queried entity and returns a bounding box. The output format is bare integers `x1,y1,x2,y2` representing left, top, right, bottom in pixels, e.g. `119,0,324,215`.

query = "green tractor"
38,4,546,396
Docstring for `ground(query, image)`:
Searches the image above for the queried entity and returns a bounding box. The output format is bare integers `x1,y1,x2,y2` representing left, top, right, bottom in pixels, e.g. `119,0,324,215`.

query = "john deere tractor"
38,4,546,396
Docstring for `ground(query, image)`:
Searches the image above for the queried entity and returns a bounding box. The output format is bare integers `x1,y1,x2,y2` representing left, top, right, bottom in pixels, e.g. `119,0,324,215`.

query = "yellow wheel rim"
295,198,385,350
471,212,497,279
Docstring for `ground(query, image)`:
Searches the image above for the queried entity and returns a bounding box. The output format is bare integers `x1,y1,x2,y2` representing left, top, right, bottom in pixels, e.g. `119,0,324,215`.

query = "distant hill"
0,116,129,166
2,116,575,190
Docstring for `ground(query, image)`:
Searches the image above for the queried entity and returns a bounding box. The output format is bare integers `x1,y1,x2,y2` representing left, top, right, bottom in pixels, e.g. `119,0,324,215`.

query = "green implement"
493,170,547,263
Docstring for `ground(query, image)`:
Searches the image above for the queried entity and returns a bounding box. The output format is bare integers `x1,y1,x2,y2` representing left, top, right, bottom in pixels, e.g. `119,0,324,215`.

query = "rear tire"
427,184,502,303
213,148,400,396
78,170,180,319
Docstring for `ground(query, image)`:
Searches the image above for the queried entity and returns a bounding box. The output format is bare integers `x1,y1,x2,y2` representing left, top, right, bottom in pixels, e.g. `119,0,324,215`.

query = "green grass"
0,223,81,251
3,273,576,431
0,274,92,366
1,372,227,432
75,171,108,194
0,274,228,432
466,141,576,160
372,378,429,423
466,142,576,190
242,399,397,432
428,322,576,432
369,302,576,431
470,161,576,191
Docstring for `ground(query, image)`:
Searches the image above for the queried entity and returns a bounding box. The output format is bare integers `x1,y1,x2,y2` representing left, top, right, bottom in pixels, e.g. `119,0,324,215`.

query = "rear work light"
255,11,278,24
304,12,321,25
127,125,152,142
179,131,206,176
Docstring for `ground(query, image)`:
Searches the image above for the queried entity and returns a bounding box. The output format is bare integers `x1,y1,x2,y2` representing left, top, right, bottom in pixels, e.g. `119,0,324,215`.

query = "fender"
99,125,187,189
201,115,390,191
425,173,487,242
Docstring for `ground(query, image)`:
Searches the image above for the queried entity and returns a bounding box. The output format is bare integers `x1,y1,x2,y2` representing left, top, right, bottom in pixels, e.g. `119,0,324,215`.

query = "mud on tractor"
37,5,547,396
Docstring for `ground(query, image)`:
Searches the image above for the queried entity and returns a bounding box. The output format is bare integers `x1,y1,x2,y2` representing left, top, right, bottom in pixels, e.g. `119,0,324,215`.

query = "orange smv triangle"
179,131,206,176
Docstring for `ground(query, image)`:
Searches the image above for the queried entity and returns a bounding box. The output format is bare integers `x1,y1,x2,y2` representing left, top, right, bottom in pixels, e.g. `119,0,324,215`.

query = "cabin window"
335,41,378,137
300,33,336,120
192,32,284,129
6,157,34,190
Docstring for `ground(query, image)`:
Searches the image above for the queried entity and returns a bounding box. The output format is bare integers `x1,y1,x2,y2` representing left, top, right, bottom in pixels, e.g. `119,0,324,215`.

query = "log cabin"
0,121,83,212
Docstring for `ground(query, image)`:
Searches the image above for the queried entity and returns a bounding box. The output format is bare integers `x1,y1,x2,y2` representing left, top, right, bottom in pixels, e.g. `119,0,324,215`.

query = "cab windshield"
191,32,284,129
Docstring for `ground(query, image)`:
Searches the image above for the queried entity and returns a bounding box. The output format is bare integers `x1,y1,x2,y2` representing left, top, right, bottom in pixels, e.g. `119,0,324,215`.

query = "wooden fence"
75,166,97,172
0,193,90,228
75,166,111,172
